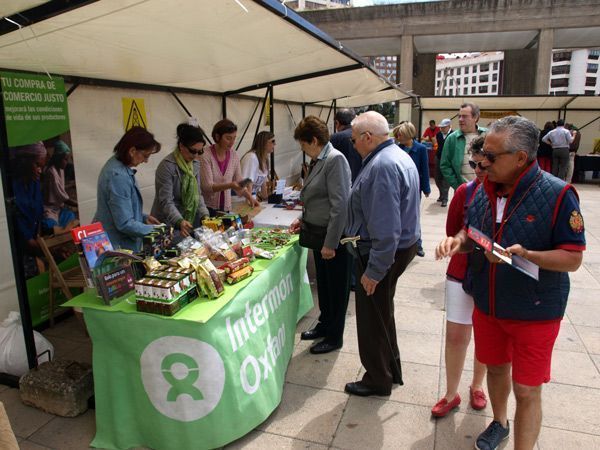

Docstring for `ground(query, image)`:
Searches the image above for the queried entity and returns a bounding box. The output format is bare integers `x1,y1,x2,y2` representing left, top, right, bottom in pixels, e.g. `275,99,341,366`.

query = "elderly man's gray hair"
488,116,540,163
351,111,390,136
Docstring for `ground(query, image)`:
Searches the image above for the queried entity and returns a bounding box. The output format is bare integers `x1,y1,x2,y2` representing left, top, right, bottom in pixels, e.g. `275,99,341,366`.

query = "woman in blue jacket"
393,121,430,257
94,127,161,251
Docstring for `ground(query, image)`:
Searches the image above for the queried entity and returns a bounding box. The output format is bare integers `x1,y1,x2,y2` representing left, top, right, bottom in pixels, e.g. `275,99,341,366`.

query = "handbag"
299,220,327,250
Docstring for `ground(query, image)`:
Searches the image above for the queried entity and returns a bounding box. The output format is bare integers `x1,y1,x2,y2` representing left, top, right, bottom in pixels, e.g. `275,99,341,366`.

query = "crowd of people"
29,105,584,450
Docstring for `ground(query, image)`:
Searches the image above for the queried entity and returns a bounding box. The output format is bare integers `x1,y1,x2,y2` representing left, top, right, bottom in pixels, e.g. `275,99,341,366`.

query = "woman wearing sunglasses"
151,123,209,237
432,135,488,418
240,130,275,203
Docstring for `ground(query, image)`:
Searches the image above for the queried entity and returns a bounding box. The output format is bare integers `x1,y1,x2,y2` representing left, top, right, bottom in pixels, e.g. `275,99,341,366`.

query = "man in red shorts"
436,115,585,450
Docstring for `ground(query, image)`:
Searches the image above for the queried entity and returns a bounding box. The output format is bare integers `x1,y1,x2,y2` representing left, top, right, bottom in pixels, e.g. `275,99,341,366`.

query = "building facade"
285,0,351,10
435,52,504,96
549,48,600,95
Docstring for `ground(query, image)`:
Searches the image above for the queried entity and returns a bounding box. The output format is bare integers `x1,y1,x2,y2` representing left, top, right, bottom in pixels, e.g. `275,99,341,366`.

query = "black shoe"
301,328,325,340
436,197,442,202
310,340,342,354
344,381,391,397
441,200,447,207
475,420,510,450
416,248,425,257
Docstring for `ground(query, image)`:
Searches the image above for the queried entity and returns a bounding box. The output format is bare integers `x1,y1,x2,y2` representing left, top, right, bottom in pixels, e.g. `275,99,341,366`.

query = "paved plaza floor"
2,183,600,449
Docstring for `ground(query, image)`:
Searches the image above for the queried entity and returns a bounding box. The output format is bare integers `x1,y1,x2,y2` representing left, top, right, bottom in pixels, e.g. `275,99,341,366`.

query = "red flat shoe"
431,394,461,417
470,387,487,410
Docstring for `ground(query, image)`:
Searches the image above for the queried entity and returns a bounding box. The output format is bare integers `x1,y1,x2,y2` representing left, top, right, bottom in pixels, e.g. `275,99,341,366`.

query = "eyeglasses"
351,131,371,145
185,144,204,155
468,160,486,170
481,150,513,164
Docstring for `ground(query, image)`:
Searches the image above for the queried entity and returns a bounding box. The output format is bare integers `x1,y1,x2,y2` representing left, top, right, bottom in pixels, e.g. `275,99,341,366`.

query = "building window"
449,78,453,86
479,74,489,83
586,77,597,87
584,90,596,95
587,63,599,73
492,85,497,93
493,62,499,70
553,90,568,95
553,51,572,62
472,76,476,83
464,77,468,84
480,63,489,72
492,73,498,82
471,86,476,94
589,50,600,60
552,65,570,75
479,85,488,94
551,78,569,88
456,68,461,75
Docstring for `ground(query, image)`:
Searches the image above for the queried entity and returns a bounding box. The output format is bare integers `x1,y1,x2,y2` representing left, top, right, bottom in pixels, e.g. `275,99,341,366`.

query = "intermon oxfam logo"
140,336,225,422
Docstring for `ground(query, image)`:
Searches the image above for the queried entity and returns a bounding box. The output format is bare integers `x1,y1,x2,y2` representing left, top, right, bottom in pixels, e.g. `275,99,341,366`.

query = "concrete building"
285,0,351,11
368,55,398,82
550,48,600,95
435,52,503,96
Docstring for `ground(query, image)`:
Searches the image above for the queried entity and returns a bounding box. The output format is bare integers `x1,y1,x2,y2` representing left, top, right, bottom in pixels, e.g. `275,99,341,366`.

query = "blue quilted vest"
467,163,571,320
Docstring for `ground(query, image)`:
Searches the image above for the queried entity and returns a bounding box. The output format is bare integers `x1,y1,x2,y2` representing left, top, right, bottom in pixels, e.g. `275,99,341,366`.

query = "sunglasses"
270,139,276,144
468,160,486,170
185,144,204,155
480,150,513,163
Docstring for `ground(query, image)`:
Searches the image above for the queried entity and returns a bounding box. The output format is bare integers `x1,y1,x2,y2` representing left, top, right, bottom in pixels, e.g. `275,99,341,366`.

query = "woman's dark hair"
176,123,206,147
247,131,274,172
211,119,237,141
294,116,329,146
469,135,486,156
113,126,161,165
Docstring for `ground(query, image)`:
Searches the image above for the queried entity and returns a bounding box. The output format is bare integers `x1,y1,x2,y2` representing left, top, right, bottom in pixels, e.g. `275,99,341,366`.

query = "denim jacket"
94,156,154,251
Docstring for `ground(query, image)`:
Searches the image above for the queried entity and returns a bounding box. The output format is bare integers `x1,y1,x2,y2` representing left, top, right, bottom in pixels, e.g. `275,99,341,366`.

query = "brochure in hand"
467,226,539,281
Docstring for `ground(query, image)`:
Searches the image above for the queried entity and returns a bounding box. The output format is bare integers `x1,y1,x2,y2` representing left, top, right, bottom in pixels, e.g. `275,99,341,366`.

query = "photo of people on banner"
9,136,80,279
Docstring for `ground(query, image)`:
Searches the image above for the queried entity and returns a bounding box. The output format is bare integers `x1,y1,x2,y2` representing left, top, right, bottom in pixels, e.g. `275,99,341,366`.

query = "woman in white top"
240,131,275,202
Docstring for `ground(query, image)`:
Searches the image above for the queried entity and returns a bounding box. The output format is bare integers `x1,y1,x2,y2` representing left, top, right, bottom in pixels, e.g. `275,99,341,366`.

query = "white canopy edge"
0,0,407,104
314,87,412,108
419,96,600,111
0,0,48,19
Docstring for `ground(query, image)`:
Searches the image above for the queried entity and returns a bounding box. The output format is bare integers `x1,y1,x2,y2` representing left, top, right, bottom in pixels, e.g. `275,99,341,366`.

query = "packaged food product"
251,246,274,259
226,265,254,285
220,257,250,274
197,259,224,298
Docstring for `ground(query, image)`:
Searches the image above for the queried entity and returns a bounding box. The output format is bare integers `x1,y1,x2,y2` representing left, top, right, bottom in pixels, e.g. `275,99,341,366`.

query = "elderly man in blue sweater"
344,111,421,397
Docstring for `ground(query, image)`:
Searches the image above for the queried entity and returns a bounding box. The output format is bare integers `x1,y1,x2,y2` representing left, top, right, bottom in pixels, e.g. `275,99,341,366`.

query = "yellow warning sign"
122,98,148,131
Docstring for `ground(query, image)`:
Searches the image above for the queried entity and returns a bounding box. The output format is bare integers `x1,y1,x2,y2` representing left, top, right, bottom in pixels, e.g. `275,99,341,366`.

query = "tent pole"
169,90,212,144
302,104,306,165
578,114,600,131
0,81,38,377
325,99,335,127
235,100,262,152
269,85,275,182
222,96,227,119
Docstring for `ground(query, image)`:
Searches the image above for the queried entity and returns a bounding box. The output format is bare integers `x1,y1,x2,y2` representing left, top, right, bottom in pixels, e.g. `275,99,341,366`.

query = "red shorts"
472,307,561,386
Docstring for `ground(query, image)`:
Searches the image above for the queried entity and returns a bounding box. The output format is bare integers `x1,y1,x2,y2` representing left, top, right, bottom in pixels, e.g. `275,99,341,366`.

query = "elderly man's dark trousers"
355,244,417,391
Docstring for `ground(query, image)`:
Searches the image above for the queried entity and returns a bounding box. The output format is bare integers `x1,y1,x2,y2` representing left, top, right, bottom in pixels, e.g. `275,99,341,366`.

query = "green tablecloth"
68,241,313,450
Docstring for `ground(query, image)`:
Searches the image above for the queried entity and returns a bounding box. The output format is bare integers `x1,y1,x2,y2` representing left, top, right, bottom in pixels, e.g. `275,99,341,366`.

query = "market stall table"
65,239,312,450
250,203,302,228
573,154,600,182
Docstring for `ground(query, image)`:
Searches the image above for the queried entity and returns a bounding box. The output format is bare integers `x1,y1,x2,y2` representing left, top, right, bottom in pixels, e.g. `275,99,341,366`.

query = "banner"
80,244,312,450
0,71,80,325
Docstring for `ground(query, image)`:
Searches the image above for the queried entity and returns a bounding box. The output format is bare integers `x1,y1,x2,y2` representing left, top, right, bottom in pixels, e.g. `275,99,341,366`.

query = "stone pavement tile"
584,262,600,278
567,286,600,306
333,397,434,449
566,304,600,327
27,409,95,450
569,266,600,289
17,440,54,450
398,330,443,367
226,430,328,449
542,383,600,434
257,383,347,445
42,315,89,344
404,260,447,277
387,362,439,408
399,272,446,291
537,426,600,449
286,350,362,392
0,388,53,439
550,350,600,388
591,354,600,372
574,325,600,355
554,322,586,353
394,285,445,311
395,305,445,335
434,412,514,450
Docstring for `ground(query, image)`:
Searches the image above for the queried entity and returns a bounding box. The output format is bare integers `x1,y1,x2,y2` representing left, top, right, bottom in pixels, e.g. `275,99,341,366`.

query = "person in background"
200,119,259,214
94,127,161,252
566,123,581,183
542,118,575,181
422,119,440,149
537,121,554,173
344,111,420,397
436,116,585,450
393,121,430,258
11,142,48,277
151,123,209,237
431,136,487,418
331,108,362,183
240,130,275,203
434,118,452,207
290,116,352,354
440,102,487,190
42,140,78,234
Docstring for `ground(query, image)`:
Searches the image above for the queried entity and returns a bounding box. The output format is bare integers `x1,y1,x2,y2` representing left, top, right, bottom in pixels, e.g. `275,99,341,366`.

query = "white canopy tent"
0,0,411,344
